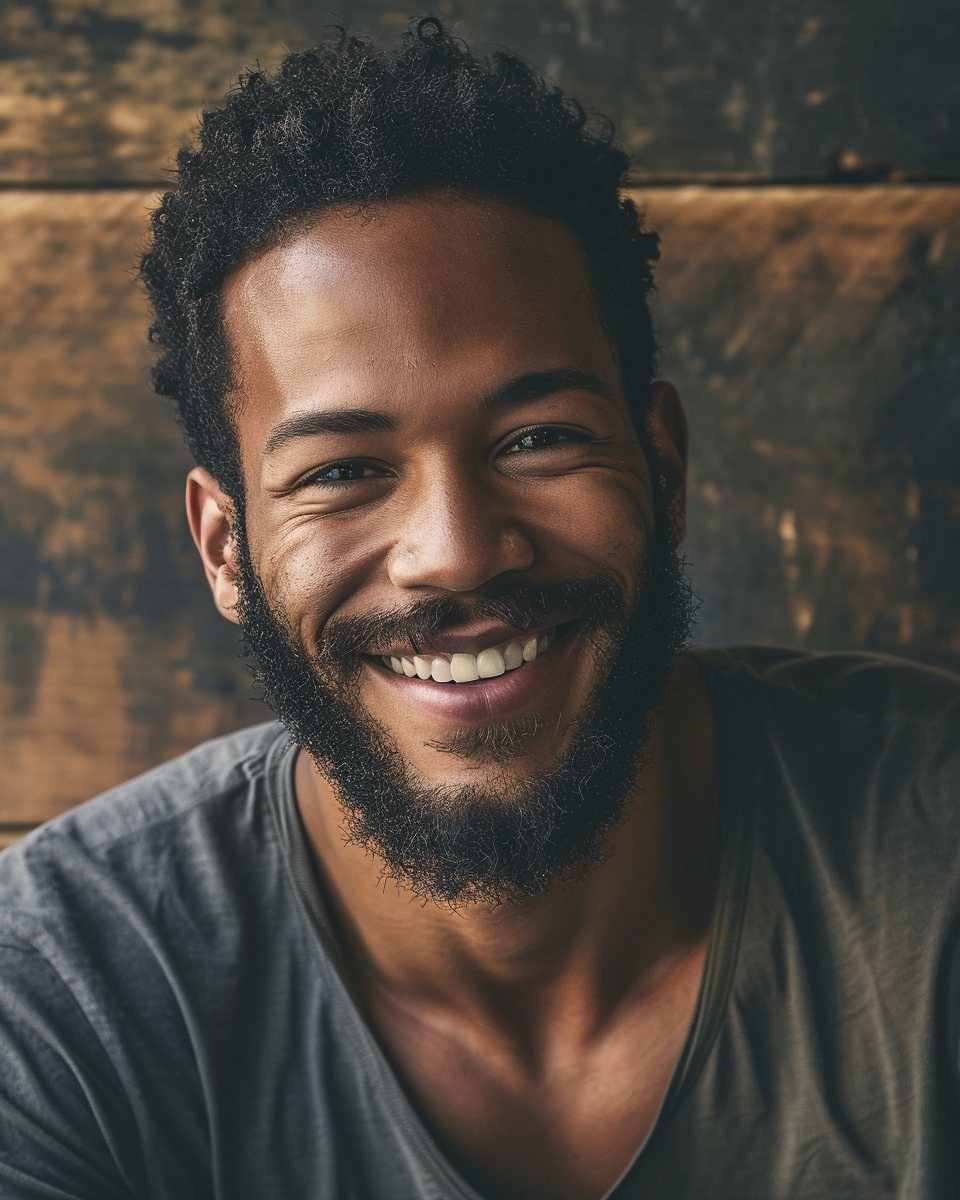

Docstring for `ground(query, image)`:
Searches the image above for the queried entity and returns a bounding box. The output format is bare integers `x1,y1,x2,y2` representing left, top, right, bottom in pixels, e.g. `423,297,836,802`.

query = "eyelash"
502,425,592,453
305,461,381,485
299,425,593,488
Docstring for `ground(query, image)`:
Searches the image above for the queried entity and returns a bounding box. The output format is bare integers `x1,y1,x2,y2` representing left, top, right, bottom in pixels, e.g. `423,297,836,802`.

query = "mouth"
378,626,558,683
363,621,583,727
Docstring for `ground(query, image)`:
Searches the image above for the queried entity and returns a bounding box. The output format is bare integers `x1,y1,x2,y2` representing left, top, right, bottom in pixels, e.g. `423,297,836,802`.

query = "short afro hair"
140,18,661,500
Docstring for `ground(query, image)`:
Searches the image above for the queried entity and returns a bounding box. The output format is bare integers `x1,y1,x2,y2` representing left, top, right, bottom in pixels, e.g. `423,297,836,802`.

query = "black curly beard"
232,490,694,905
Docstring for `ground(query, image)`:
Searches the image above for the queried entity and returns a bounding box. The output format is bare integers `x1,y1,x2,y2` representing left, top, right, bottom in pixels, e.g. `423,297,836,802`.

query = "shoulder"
4,720,284,859
694,646,960,900
691,643,960,725
0,721,296,1192
0,720,290,935
690,645,960,784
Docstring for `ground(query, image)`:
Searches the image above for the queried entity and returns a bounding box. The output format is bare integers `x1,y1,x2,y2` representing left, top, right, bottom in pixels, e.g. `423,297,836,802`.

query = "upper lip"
366,618,573,660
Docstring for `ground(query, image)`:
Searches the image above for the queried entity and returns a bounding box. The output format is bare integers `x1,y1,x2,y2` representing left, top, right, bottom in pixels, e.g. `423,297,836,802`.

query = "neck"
295,653,720,1030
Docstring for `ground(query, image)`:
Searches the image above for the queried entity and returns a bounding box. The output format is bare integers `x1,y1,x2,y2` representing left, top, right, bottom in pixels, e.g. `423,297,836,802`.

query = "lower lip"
366,638,577,724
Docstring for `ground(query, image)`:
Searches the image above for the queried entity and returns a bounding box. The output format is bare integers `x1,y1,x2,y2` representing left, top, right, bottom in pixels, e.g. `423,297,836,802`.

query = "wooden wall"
1,1,958,838
1,0,956,182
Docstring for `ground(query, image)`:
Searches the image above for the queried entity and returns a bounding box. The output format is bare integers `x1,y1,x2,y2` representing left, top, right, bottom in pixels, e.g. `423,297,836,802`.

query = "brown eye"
310,461,379,483
505,427,588,453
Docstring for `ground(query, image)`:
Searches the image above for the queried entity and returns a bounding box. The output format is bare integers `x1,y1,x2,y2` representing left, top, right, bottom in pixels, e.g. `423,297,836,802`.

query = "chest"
360,951,707,1200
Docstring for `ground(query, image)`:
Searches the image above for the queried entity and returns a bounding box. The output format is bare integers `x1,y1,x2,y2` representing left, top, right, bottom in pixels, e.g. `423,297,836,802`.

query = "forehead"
220,194,619,438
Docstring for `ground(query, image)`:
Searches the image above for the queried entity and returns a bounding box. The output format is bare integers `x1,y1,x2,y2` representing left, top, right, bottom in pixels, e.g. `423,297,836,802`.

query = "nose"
386,460,535,593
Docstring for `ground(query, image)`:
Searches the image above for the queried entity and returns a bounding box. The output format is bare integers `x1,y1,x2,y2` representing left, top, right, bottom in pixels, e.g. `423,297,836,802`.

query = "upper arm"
0,942,141,1200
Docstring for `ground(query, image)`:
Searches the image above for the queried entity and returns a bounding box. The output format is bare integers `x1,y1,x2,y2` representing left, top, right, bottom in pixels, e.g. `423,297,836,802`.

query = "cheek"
253,519,383,649
523,474,651,595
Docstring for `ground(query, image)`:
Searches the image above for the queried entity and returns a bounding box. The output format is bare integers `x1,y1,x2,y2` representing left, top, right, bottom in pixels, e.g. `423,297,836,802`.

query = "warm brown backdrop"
1,2,958,839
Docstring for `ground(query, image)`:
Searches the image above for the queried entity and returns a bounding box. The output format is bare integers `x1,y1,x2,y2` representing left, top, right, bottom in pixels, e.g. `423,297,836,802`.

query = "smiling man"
2,20,960,1200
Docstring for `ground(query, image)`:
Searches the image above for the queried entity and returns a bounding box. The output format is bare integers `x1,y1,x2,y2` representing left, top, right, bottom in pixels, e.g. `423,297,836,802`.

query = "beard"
232,491,695,905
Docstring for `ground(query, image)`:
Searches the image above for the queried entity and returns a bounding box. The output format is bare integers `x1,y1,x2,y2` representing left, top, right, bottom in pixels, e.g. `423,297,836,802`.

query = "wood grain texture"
0,0,300,183
637,184,960,663
0,185,958,829
0,0,957,183
0,190,263,821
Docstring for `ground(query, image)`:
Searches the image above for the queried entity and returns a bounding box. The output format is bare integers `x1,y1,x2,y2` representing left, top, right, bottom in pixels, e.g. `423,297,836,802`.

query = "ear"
646,380,688,544
186,467,242,625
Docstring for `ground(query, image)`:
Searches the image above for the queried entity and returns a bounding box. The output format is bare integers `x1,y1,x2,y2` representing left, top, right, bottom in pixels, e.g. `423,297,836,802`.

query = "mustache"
316,575,629,666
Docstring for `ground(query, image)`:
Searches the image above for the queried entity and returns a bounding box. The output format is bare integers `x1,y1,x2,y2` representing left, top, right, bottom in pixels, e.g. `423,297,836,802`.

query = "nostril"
387,516,535,594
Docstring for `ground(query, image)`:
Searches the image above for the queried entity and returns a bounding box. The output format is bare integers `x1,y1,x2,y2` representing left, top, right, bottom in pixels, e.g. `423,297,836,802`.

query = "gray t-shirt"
1,645,960,1198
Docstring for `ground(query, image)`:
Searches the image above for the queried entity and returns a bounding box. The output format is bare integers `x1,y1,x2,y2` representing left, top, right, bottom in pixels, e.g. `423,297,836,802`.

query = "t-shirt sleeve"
0,941,141,1200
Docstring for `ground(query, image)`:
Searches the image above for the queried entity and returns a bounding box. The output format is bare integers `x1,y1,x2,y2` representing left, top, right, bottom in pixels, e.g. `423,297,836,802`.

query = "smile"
366,622,582,725
380,628,556,684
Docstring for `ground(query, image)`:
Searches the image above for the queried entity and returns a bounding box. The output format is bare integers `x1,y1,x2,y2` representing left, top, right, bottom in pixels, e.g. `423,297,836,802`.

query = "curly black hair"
140,18,661,500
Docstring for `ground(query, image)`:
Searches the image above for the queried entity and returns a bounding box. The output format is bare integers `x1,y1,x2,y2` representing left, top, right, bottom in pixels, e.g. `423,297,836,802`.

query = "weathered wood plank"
0,1,301,183
635,184,960,664
0,190,263,821
0,1,957,183
0,185,958,828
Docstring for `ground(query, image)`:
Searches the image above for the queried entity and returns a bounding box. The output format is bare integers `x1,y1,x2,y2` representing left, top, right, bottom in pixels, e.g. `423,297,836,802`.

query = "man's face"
209,193,691,900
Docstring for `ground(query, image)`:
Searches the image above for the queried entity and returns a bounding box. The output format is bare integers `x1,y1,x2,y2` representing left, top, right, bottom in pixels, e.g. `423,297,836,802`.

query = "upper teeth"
382,632,551,684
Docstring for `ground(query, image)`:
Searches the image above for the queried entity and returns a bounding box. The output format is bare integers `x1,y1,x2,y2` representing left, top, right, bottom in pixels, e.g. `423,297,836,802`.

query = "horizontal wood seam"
1,175,959,193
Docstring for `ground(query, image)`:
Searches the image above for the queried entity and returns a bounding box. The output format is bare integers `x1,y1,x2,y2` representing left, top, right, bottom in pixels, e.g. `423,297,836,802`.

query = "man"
0,19,958,1199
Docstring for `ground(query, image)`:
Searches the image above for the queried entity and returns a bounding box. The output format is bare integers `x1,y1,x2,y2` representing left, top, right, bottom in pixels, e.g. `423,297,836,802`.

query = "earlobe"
185,467,242,625
647,381,688,544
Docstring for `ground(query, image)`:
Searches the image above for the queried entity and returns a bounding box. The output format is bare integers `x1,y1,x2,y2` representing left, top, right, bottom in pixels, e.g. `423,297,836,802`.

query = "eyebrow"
263,408,394,456
481,367,616,412
262,368,614,456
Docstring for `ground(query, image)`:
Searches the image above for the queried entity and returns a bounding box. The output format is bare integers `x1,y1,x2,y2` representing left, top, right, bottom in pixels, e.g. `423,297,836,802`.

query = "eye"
502,426,591,454
303,460,384,485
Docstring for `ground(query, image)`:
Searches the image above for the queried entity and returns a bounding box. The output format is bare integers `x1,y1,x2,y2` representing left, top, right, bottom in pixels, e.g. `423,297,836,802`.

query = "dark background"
0,0,958,835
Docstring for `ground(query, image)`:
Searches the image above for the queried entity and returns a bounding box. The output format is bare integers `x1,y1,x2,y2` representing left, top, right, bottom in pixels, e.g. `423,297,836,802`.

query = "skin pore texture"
187,194,721,1200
